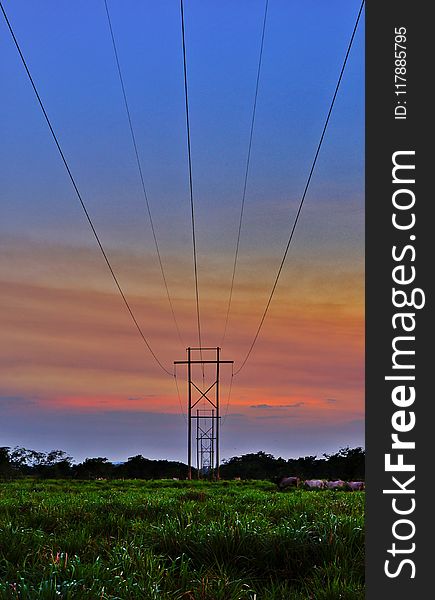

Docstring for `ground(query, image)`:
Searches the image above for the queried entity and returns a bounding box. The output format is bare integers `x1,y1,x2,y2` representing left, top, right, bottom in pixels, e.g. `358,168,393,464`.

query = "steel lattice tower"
175,347,233,479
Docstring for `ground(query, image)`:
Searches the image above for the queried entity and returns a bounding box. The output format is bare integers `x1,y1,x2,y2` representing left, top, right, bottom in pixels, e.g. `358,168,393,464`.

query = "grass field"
0,479,364,599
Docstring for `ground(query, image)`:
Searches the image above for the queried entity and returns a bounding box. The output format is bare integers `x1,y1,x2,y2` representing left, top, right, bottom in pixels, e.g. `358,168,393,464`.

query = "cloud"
0,395,36,408
0,237,363,460
254,414,301,420
250,402,304,409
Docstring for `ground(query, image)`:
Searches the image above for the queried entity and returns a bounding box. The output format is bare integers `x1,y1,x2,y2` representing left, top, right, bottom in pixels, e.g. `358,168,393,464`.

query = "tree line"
0,446,364,481
220,447,365,481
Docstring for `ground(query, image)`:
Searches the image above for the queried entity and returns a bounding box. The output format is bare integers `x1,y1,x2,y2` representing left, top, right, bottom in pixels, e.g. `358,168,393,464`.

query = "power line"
0,0,172,377
103,0,184,347
180,0,203,353
222,0,269,345
234,0,365,376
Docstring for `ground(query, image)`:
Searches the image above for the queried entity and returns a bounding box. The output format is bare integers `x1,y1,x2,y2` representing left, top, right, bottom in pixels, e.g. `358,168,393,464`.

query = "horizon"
4,443,365,467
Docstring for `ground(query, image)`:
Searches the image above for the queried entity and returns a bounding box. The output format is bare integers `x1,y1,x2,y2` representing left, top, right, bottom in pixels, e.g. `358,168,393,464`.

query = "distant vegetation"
0,446,364,481
0,479,364,599
221,447,364,481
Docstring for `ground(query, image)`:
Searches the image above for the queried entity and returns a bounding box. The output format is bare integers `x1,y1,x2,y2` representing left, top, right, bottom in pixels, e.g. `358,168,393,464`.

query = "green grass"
0,479,364,599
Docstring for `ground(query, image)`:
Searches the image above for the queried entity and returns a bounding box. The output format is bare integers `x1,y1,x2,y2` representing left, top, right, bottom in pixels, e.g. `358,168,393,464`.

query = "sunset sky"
1,0,364,463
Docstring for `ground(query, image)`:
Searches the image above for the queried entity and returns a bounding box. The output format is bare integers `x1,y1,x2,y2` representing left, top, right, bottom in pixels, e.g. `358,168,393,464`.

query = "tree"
0,447,16,479
75,457,114,479
40,451,73,478
116,455,152,479
7,447,73,478
9,447,46,472
115,455,189,479
220,451,286,480
323,447,365,480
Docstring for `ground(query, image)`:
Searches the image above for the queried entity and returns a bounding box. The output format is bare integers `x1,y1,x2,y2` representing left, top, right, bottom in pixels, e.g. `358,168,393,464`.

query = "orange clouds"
1,237,363,434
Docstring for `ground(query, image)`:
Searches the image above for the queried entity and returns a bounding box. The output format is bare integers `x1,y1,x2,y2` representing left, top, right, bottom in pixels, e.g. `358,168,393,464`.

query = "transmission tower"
174,347,233,480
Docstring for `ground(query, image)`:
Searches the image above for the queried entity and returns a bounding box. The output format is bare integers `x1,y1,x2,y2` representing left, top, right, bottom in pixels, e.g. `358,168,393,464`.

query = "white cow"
325,480,346,489
304,479,325,489
347,481,365,491
279,476,300,490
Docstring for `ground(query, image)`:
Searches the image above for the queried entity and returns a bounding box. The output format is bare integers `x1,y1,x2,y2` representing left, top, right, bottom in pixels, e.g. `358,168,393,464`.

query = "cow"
325,480,346,489
278,476,300,490
347,481,365,491
304,479,325,489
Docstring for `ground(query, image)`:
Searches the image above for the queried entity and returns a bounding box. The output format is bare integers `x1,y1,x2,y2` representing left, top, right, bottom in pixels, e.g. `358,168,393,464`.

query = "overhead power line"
103,0,184,347
222,0,269,345
180,0,203,353
234,0,365,376
0,0,172,377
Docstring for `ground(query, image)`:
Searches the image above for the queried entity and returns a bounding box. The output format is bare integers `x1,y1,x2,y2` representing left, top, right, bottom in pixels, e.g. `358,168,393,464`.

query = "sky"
0,0,364,464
